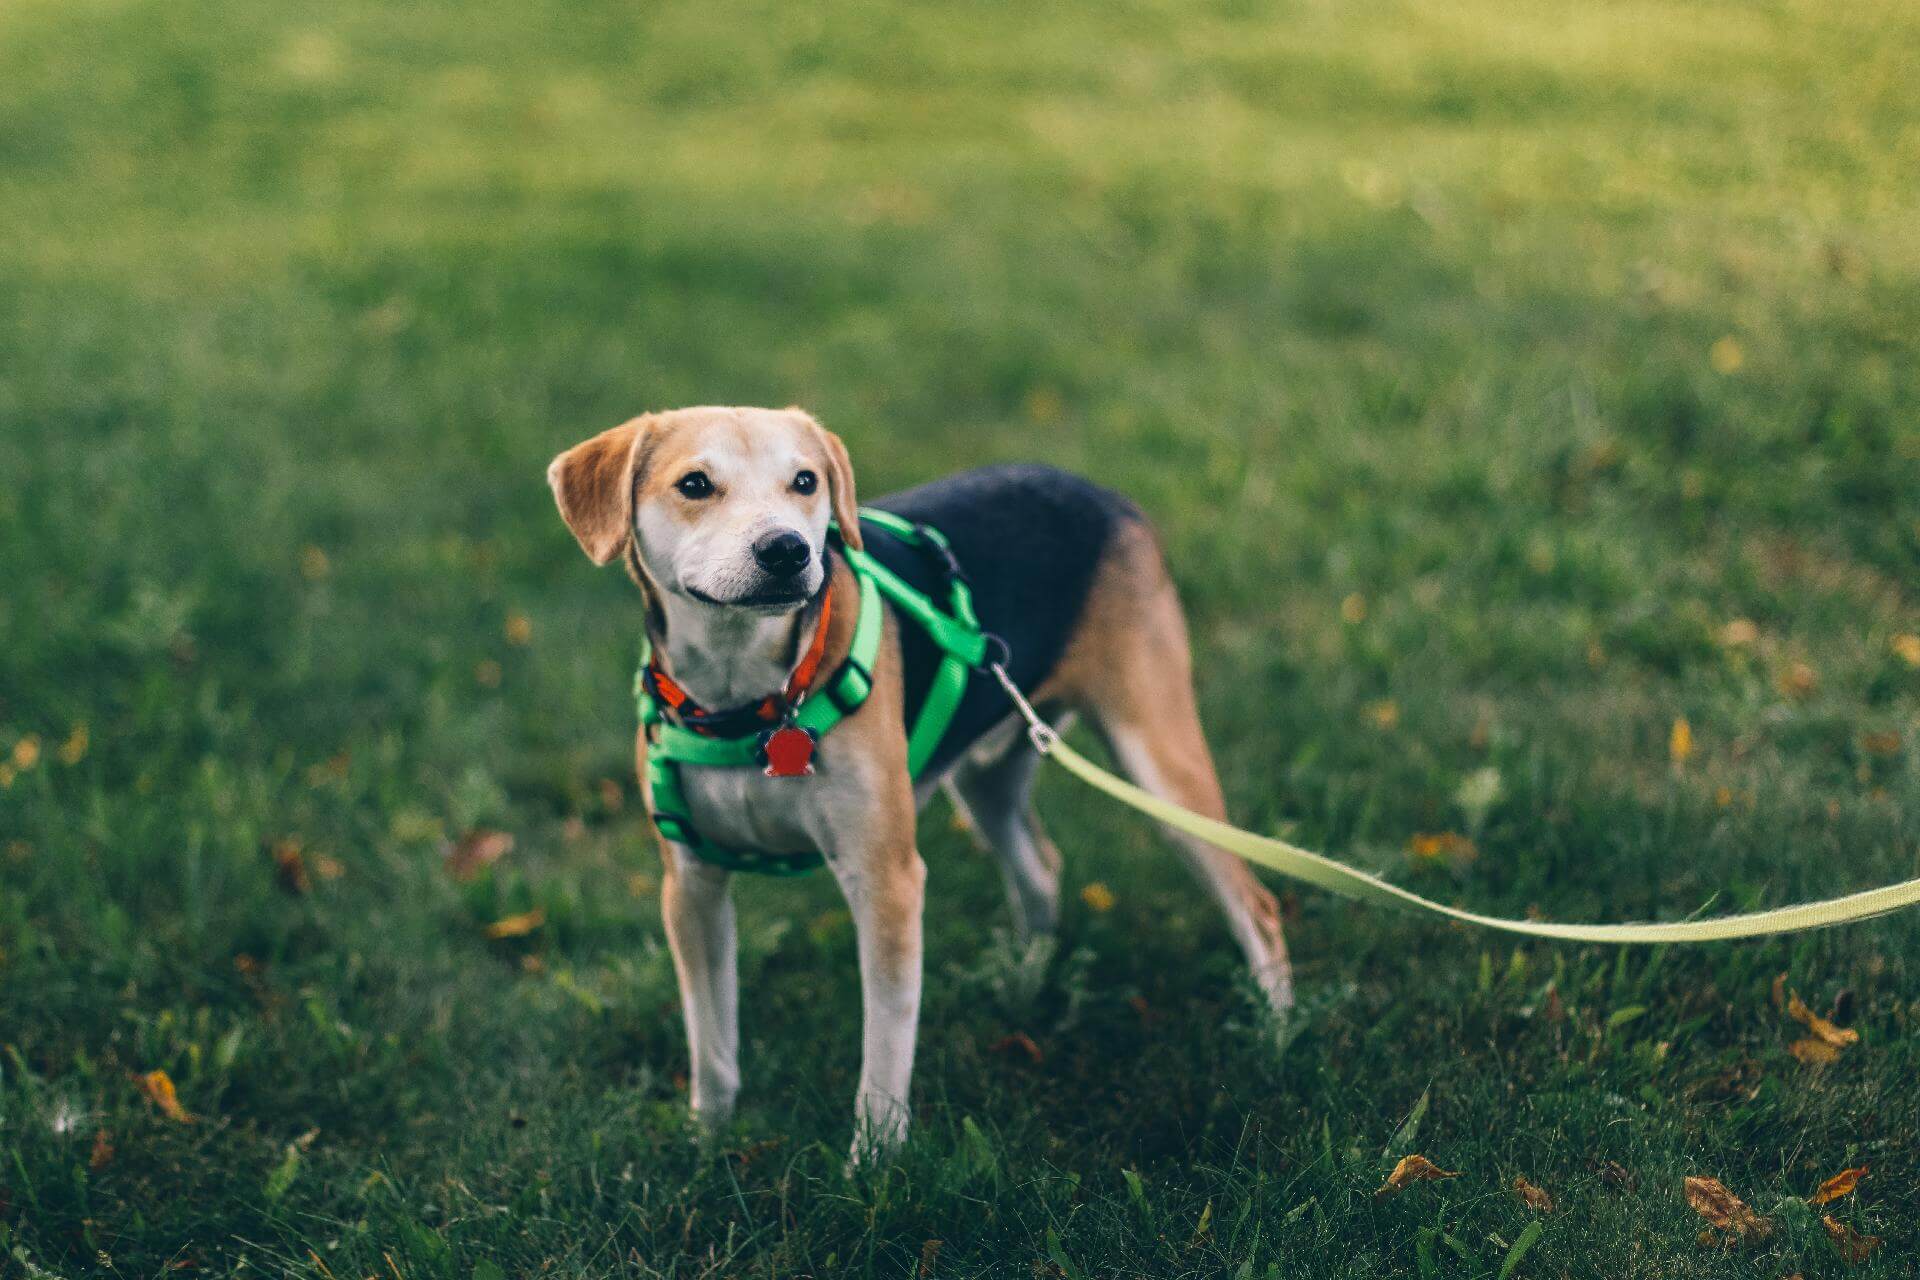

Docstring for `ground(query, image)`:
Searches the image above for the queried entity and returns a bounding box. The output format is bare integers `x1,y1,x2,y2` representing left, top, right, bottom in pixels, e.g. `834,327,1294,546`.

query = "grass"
2,0,1918,1273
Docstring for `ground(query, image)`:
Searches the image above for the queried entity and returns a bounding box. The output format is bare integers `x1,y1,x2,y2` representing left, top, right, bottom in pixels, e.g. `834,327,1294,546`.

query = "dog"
547,405,1291,1157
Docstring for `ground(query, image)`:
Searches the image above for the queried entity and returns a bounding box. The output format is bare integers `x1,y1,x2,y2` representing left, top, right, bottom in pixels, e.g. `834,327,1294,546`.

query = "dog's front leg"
824,820,926,1163
660,846,740,1135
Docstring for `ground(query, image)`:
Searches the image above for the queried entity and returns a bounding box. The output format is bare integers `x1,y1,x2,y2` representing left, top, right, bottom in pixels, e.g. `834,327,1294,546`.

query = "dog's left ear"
547,416,649,565
796,411,863,552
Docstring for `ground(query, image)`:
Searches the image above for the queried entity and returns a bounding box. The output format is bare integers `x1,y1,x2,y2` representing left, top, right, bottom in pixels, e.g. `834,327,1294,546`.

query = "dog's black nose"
752,530,811,578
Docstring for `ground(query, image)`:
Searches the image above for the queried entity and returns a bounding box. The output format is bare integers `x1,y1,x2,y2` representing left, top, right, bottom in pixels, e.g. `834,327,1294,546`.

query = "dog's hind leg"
1049,521,1295,1013
945,723,1066,937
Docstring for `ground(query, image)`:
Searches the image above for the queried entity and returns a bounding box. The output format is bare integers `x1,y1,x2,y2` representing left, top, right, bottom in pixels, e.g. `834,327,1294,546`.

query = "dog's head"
546,406,862,614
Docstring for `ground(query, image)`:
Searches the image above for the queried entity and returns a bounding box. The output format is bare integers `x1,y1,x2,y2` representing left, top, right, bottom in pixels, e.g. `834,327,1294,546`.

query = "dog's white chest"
652,737,879,857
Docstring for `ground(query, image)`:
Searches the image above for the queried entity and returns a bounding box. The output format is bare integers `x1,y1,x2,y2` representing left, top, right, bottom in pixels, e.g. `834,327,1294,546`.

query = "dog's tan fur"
549,406,1291,1158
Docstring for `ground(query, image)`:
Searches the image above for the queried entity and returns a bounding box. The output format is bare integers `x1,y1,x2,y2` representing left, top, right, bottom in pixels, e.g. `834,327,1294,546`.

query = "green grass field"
4,0,1918,1273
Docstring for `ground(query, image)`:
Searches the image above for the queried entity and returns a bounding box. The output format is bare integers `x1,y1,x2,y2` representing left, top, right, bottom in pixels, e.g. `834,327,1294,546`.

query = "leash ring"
975,631,1011,674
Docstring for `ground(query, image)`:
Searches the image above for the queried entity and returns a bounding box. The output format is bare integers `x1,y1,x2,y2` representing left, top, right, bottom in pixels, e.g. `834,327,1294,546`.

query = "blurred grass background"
2,0,1917,1274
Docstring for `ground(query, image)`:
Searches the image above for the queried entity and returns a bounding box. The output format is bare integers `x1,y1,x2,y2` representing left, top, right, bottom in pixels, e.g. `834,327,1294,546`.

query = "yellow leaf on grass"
1788,1037,1841,1066
1683,1176,1770,1240
1512,1175,1555,1212
1719,618,1759,647
1821,1214,1882,1265
504,612,533,646
1891,633,1920,667
1407,832,1478,863
58,723,89,766
1709,336,1745,374
1079,881,1116,913
136,1070,195,1123
1669,718,1693,764
1787,991,1859,1048
1808,1166,1868,1206
12,735,41,770
484,907,546,939
1364,700,1400,731
1374,1154,1458,1198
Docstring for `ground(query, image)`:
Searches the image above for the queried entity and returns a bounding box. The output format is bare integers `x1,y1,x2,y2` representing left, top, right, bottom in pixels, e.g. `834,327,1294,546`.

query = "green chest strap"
636,508,987,875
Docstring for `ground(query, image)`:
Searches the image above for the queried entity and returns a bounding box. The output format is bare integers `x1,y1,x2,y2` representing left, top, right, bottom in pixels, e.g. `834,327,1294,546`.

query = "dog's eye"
792,470,818,495
675,471,714,500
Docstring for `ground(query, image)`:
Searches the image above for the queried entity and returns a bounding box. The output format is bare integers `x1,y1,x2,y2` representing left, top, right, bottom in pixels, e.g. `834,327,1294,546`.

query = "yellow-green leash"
989,666,1920,942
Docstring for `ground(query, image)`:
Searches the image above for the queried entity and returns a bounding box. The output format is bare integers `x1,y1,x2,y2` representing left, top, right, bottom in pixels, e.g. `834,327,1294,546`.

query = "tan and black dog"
548,405,1291,1158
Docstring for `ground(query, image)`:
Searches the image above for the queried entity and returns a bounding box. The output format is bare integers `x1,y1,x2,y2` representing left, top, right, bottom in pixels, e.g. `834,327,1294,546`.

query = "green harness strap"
636,509,986,875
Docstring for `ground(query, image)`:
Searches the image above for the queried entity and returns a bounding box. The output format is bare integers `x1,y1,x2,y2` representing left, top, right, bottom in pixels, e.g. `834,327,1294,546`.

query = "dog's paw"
843,1105,910,1175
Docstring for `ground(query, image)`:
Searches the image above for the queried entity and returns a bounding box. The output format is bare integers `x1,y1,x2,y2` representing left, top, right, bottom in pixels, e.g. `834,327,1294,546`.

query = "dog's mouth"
686,584,812,612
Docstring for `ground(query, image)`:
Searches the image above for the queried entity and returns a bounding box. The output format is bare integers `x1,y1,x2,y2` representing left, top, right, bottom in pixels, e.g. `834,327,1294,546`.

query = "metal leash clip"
989,660,1058,756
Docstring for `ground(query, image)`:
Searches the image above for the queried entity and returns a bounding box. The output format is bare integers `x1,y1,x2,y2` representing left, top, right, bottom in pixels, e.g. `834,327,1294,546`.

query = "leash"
987,665,1920,942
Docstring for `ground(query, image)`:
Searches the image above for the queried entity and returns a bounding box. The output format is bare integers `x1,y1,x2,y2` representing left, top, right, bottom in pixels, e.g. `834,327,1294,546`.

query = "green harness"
636,508,989,875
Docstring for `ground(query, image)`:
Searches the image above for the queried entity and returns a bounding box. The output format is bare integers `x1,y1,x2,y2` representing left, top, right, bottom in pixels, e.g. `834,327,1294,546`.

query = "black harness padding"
863,464,1141,777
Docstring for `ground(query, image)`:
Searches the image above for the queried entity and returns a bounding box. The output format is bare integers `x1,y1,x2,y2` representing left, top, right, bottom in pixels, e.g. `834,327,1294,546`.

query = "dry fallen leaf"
1860,731,1900,757
484,907,546,939
504,612,533,646
136,1070,195,1123
988,1032,1044,1065
1821,1215,1882,1265
1719,618,1759,647
1593,1159,1636,1192
1891,633,1920,667
271,839,310,895
1512,1175,1555,1213
89,1129,115,1169
1683,1176,1770,1240
1786,991,1859,1048
1364,700,1400,731
1079,881,1116,913
1788,1037,1842,1066
443,829,514,882
1808,1166,1868,1206
1375,1154,1459,1198
1770,972,1787,1011
1779,662,1818,699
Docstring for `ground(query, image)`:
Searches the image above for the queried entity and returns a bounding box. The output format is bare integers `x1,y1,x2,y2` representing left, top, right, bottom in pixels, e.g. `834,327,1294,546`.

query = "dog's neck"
648,586,826,712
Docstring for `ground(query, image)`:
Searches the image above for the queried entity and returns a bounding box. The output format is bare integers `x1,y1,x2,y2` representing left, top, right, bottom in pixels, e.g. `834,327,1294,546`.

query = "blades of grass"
1383,1086,1431,1158
1045,1228,1088,1280
1497,1221,1544,1280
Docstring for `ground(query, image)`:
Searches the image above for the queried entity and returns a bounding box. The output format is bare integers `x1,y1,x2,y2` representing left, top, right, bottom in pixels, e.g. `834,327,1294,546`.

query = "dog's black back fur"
860,464,1142,777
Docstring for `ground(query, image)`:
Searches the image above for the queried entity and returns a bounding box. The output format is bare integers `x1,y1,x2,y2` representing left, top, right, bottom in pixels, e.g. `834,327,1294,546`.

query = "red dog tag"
760,725,817,778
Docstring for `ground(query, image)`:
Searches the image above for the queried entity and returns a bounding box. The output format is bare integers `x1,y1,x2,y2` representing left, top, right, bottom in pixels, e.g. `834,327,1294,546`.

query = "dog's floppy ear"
547,416,649,565
800,413,863,552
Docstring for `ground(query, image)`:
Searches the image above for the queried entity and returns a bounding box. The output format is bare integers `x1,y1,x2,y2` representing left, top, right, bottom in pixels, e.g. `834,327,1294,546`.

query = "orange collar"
645,581,834,734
